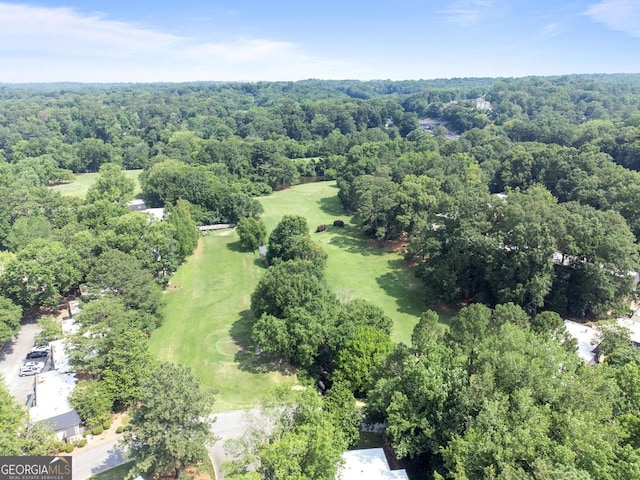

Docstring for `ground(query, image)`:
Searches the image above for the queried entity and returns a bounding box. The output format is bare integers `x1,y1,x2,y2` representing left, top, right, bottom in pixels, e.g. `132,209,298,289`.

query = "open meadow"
50,169,142,198
150,181,434,410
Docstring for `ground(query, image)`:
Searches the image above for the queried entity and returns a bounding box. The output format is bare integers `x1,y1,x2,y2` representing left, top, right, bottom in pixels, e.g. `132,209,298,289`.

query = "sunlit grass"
50,169,142,198
151,181,442,410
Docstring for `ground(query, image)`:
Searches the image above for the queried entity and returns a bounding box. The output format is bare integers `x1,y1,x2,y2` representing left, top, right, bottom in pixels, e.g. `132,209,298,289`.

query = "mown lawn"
259,181,429,342
50,169,142,198
89,462,133,480
151,181,437,410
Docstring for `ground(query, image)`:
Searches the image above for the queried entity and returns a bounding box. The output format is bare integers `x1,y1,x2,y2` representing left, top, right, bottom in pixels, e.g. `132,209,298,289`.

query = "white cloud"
542,23,562,37
0,2,352,82
585,0,640,38
442,0,494,27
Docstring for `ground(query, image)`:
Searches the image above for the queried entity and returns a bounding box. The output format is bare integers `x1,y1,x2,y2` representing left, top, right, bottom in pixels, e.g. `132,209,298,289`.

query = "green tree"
70,380,114,427
333,325,393,396
266,215,309,265
0,375,58,455
225,387,348,480
34,315,63,346
0,296,22,344
74,138,113,173
69,298,157,376
330,299,394,353
411,309,446,353
102,328,155,410
0,239,81,308
85,249,162,317
85,163,135,204
5,215,52,251
0,374,25,455
123,362,216,479
250,260,335,319
165,199,199,261
236,217,267,252
253,307,332,368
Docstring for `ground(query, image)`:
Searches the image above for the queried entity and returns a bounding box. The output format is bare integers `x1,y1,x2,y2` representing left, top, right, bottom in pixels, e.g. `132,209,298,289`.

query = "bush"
76,438,87,448
116,426,124,434
63,443,75,453
92,426,104,435
102,420,111,430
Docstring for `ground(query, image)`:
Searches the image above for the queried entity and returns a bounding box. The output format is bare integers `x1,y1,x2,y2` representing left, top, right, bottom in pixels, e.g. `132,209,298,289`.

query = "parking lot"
0,320,50,404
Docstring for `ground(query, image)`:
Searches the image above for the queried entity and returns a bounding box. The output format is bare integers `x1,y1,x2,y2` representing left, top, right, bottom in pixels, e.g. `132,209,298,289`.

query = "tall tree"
225,387,349,480
236,217,267,252
85,163,135,204
0,295,22,344
165,199,199,261
123,362,216,479
266,215,309,265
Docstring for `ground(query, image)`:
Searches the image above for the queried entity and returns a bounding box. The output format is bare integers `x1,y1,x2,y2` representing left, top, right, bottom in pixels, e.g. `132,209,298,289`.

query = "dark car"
26,350,48,359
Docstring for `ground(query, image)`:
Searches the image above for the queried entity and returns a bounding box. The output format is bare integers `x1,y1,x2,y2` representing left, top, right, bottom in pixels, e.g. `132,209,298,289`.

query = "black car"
26,351,48,359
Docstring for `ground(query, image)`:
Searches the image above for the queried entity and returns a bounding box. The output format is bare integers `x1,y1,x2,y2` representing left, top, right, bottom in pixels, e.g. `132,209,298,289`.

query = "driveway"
0,320,46,404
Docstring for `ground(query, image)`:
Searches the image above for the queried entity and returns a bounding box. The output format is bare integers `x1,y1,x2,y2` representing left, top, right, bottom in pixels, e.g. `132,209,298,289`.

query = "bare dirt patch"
162,284,182,294
191,238,205,259
368,234,410,254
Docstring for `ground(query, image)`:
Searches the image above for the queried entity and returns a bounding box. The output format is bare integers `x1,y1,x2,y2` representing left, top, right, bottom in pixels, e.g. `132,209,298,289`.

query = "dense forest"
2,74,640,478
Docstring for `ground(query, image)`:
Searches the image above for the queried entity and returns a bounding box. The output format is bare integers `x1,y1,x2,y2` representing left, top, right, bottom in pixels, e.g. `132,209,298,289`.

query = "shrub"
76,438,87,448
92,426,104,435
102,420,111,430
63,443,75,453
116,426,124,434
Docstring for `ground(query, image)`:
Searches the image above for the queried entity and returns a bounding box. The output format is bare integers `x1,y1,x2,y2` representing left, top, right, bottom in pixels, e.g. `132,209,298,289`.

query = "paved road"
0,320,46,404
208,409,260,480
72,440,126,480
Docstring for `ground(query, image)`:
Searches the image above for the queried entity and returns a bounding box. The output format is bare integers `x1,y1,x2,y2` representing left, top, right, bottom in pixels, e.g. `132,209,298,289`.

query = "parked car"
26,350,48,359
31,345,50,353
19,361,45,377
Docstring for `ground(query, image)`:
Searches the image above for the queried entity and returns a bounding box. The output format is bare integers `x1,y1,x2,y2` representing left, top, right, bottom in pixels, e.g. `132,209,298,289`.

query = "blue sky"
0,0,639,83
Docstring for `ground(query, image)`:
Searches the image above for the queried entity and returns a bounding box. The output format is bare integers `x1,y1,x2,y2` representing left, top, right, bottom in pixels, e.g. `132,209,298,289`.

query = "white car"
31,345,50,353
19,361,45,376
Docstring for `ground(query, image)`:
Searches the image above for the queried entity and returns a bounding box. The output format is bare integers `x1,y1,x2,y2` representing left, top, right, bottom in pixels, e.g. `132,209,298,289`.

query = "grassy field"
50,169,142,198
150,181,433,410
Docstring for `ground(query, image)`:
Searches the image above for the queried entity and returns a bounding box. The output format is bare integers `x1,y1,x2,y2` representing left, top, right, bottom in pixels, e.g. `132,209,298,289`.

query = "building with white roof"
337,448,409,480
29,371,81,442
564,320,599,365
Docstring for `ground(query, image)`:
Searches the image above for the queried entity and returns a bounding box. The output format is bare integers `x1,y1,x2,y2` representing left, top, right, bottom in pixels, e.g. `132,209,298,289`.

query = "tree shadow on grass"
230,310,296,376
318,195,347,217
326,225,384,256
375,258,428,317
226,240,248,253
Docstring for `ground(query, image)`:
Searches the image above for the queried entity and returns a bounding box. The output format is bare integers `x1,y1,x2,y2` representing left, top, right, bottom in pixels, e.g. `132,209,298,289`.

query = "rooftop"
44,409,82,432
564,320,598,365
337,448,409,480
29,370,77,422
